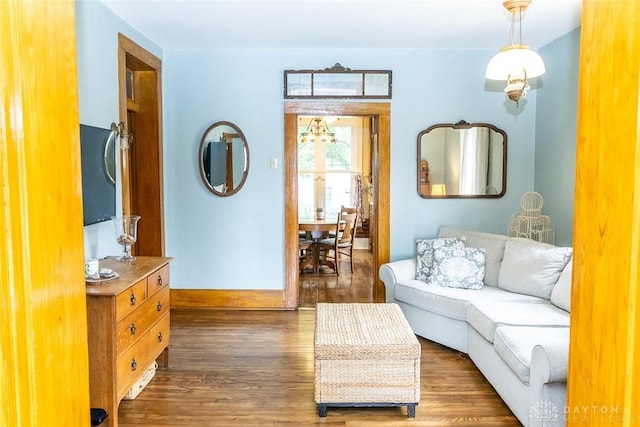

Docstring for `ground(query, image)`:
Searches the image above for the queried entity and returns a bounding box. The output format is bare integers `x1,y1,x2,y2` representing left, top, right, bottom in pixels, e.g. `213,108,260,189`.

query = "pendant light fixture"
485,0,546,106
299,117,337,143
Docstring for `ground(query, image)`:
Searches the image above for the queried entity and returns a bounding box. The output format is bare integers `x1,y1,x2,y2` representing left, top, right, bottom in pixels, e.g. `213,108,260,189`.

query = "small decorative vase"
112,215,141,262
316,209,325,220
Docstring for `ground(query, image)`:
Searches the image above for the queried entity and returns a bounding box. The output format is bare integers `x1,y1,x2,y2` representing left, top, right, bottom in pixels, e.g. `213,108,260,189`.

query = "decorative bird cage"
507,192,555,244
520,191,543,217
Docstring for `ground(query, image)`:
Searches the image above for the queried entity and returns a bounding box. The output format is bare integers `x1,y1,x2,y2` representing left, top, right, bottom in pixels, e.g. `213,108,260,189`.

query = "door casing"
283,102,390,308
117,33,165,256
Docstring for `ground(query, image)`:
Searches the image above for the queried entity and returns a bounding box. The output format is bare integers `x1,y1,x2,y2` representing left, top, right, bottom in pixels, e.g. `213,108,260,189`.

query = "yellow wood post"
568,0,640,425
0,0,91,425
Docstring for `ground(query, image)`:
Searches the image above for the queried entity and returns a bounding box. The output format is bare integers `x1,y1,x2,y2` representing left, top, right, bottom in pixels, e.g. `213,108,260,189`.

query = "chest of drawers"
86,256,172,427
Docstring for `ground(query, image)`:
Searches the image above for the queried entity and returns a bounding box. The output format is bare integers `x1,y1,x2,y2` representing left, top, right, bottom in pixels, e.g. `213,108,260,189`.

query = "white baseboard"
354,238,370,250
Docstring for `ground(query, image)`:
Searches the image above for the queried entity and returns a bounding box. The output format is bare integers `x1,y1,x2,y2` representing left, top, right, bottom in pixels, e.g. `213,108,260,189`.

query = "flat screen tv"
80,124,116,226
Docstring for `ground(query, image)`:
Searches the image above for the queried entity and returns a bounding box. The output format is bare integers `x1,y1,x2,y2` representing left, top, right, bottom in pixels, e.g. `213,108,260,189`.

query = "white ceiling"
98,0,581,50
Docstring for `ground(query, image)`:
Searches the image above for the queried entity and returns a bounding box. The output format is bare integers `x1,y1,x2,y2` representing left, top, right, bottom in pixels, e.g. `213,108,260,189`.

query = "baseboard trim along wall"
170,289,288,309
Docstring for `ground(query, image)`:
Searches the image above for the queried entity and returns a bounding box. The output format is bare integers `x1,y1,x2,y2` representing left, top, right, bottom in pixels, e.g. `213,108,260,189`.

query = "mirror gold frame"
417,120,507,198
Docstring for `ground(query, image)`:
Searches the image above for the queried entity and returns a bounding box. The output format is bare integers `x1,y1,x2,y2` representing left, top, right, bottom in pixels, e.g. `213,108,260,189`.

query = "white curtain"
352,173,363,226
459,127,489,194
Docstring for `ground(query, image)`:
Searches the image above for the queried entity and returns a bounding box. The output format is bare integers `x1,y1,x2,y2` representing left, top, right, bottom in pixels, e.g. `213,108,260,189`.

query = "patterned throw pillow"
415,237,466,281
428,246,486,290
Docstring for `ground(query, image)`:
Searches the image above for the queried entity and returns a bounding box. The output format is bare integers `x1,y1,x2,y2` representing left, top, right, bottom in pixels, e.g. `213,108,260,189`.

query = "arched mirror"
198,121,249,197
418,120,507,198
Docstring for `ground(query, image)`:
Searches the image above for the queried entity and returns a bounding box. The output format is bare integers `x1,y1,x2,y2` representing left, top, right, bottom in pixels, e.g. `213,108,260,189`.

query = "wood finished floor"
299,249,374,307
118,309,521,426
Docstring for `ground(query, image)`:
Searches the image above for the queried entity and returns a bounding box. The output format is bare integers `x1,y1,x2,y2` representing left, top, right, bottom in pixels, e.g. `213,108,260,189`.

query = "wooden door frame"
117,33,165,256
1,0,90,422
567,0,640,421
284,102,390,308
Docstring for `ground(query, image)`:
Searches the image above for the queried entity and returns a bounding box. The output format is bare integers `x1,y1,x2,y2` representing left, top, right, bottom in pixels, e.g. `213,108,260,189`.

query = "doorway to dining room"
283,102,390,309
296,115,374,307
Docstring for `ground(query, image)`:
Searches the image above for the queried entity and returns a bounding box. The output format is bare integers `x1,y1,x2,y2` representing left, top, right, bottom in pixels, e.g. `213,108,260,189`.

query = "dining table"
298,218,341,274
299,218,339,238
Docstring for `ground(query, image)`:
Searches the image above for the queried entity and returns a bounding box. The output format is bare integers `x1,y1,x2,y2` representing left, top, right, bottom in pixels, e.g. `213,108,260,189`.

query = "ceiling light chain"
485,0,546,107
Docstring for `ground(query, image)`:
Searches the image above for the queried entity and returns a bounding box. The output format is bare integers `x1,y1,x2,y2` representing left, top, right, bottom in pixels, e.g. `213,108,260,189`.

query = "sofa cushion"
493,326,570,384
438,226,508,287
550,258,573,312
467,300,570,343
394,280,544,321
498,238,573,299
415,237,466,281
428,246,486,290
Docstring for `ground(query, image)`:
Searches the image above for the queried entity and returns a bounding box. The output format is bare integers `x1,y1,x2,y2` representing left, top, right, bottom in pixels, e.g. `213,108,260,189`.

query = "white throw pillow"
437,226,508,287
428,246,486,290
550,258,573,312
415,237,466,281
498,238,572,299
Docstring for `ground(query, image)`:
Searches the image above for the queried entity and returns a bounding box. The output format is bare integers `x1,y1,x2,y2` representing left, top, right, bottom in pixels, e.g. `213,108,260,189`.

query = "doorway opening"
283,102,390,309
117,34,165,256
296,115,374,307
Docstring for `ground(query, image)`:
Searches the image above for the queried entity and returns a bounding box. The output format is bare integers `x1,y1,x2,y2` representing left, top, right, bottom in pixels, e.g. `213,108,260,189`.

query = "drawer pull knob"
130,293,136,305
157,332,163,342
156,301,162,311
131,358,137,371
129,323,136,335
157,275,163,286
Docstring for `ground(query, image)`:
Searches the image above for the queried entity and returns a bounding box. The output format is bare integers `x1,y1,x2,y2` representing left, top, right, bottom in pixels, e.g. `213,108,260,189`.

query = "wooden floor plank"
118,309,521,426
299,249,374,307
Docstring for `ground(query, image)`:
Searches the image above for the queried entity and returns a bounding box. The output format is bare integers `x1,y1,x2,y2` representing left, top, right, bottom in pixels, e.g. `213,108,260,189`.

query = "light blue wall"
76,3,579,291
163,49,538,289
535,28,581,247
76,0,162,260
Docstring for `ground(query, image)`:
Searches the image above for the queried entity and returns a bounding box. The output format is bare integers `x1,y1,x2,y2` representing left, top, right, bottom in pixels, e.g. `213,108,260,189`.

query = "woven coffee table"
314,303,420,417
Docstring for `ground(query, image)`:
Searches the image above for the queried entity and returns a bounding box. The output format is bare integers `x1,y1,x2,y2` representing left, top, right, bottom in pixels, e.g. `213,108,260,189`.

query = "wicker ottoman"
314,303,420,417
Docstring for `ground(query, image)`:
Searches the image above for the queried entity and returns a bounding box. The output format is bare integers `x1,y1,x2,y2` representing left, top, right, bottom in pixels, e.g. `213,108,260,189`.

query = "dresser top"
86,256,173,296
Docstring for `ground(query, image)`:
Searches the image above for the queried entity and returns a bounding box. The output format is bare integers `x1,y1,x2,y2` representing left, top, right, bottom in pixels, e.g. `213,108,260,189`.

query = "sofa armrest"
531,340,569,385
379,259,416,303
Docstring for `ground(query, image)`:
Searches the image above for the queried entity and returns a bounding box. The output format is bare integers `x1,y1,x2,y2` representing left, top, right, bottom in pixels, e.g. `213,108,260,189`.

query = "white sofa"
379,226,573,427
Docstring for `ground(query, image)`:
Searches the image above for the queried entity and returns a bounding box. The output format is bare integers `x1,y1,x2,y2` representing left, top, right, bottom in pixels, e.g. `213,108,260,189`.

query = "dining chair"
330,205,357,238
299,234,315,273
317,211,358,276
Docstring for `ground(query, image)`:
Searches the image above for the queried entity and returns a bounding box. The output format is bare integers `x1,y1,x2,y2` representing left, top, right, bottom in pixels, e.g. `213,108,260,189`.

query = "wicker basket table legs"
314,303,420,417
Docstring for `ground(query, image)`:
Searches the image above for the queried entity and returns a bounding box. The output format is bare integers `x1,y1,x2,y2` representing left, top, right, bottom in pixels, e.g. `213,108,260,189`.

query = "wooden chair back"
337,212,357,244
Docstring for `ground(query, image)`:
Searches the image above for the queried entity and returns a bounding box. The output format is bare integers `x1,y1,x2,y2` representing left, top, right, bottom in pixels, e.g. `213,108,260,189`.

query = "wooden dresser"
86,256,173,427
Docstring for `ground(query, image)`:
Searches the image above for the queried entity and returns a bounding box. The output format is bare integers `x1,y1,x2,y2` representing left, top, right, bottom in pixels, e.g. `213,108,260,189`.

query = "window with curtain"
298,122,362,219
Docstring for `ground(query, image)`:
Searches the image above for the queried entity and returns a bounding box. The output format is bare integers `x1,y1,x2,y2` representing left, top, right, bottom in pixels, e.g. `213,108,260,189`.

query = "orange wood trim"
1,0,90,423
118,33,162,70
171,289,287,309
284,113,300,308
284,102,391,116
374,113,390,302
567,0,640,423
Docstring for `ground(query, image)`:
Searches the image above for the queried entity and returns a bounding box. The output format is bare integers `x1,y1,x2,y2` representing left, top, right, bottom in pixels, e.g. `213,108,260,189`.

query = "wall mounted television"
80,124,116,226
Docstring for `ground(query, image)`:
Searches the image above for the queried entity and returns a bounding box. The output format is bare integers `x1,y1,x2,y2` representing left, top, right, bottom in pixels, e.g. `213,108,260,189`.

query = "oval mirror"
418,120,507,198
199,121,249,197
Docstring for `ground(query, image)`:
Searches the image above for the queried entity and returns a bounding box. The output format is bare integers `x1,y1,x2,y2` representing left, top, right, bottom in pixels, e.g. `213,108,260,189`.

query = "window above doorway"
284,63,392,99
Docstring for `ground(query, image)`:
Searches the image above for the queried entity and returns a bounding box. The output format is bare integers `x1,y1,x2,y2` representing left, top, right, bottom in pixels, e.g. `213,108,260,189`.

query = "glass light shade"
485,45,546,80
